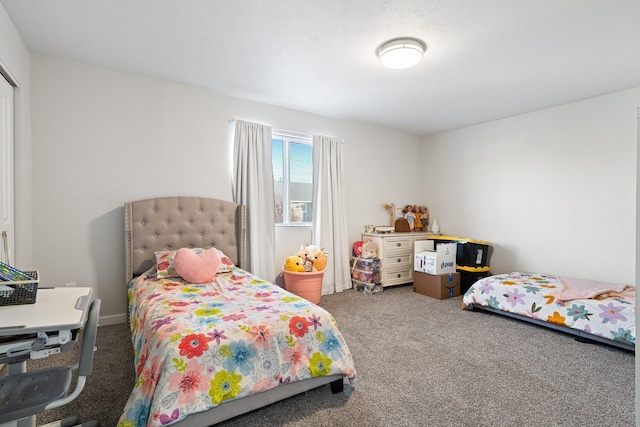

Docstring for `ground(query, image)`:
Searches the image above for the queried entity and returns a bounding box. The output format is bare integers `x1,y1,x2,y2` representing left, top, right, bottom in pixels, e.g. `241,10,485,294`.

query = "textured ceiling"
3,0,640,136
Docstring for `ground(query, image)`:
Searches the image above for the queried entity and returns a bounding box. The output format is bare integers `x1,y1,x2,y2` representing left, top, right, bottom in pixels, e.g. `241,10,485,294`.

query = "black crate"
0,271,39,306
457,267,491,294
428,236,493,268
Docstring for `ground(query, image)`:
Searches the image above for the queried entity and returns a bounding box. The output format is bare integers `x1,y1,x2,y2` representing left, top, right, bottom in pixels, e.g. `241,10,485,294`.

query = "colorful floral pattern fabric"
462,272,635,346
118,267,356,427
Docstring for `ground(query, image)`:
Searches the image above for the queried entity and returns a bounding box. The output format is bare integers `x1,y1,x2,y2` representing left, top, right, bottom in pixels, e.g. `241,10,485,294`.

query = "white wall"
423,88,639,285
29,55,423,324
0,4,32,269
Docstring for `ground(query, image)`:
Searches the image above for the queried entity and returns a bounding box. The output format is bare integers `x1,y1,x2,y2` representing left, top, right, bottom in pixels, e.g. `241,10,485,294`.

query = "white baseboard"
98,313,127,326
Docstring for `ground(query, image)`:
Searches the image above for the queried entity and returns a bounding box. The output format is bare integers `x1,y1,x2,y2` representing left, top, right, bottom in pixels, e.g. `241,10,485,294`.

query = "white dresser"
362,232,438,287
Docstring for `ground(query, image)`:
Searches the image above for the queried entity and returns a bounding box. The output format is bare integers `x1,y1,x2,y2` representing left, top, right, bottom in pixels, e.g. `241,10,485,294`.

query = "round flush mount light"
377,37,426,70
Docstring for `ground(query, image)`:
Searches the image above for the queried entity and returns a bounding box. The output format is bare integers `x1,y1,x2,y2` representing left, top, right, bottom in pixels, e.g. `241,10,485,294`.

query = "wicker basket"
0,270,39,306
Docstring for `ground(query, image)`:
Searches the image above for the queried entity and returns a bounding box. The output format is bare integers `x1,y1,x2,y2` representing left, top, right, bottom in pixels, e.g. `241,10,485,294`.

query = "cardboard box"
414,240,457,275
413,271,460,299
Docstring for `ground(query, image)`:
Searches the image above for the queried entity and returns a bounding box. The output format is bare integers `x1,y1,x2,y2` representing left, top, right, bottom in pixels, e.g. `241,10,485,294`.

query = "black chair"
0,299,101,427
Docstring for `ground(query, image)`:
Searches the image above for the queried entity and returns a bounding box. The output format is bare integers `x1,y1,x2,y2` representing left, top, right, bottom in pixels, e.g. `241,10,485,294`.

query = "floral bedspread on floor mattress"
118,268,357,427
462,272,635,347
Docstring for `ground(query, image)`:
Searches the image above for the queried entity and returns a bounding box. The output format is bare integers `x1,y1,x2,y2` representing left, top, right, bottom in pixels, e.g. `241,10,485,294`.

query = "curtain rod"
229,119,344,142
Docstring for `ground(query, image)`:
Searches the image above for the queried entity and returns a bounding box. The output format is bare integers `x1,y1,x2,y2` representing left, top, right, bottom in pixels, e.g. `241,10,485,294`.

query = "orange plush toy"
312,250,327,271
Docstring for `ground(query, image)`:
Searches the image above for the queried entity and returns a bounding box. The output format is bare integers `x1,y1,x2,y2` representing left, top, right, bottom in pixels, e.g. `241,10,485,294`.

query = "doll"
413,205,424,231
420,206,430,231
403,205,415,231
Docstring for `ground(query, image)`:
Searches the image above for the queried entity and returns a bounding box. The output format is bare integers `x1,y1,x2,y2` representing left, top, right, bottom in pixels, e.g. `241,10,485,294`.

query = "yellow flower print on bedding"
194,308,221,317
309,352,332,377
547,311,566,326
209,370,242,404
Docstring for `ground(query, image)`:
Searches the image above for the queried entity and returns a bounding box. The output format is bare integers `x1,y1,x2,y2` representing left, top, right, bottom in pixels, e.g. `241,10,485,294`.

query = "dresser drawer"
383,253,413,267
384,237,413,251
382,268,413,285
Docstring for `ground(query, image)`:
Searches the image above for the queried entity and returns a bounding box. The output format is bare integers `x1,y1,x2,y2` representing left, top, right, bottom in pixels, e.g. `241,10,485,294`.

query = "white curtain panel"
312,135,350,294
233,120,276,282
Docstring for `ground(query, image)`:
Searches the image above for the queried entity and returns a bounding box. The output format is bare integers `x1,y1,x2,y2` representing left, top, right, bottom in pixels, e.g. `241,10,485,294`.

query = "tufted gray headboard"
124,196,247,282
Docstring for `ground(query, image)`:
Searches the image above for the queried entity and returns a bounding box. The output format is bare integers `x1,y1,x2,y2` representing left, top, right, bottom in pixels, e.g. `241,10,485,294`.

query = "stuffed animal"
298,244,328,271
297,245,314,272
283,255,306,272
312,250,327,271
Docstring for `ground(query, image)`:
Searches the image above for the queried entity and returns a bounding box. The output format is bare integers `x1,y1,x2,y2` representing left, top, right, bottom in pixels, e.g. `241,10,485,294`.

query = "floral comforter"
462,272,635,347
118,267,357,427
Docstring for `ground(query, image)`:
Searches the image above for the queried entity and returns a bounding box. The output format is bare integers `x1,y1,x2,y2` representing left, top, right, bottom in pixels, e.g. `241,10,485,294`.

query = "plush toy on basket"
282,244,328,272
283,256,306,272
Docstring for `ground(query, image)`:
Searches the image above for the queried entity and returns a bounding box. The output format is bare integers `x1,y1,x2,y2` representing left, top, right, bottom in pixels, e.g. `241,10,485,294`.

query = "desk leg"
7,360,26,375
17,417,35,427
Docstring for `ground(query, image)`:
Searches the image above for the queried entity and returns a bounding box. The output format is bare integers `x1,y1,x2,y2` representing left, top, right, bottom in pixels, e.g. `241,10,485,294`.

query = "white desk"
0,287,93,427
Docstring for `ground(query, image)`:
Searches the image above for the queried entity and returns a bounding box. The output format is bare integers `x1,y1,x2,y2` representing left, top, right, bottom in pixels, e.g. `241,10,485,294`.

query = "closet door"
0,74,14,265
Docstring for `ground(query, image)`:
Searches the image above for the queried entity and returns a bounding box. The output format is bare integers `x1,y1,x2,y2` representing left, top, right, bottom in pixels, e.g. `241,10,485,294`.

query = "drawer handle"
396,242,401,246
396,258,401,263
396,273,401,278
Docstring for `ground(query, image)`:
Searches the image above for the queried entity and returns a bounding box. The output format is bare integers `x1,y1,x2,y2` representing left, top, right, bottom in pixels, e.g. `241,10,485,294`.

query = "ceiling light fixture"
377,37,426,70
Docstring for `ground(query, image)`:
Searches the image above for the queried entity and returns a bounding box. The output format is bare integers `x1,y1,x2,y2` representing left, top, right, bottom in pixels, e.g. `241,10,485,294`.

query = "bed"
462,272,635,352
118,196,357,427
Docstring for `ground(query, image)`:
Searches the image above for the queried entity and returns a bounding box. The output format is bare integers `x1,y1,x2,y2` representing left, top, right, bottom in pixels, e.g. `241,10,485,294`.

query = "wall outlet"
64,282,76,287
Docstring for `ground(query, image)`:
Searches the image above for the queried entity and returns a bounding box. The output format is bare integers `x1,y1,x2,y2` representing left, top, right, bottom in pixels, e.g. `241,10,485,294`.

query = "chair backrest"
78,299,101,377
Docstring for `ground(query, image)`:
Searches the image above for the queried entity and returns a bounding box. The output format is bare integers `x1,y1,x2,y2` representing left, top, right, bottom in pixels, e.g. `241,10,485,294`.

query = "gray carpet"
24,285,635,426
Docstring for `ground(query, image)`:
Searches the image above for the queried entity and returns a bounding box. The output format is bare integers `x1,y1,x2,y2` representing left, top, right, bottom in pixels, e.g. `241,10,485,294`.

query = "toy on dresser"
401,204,430,232
402,205,416,231
419,206,429,231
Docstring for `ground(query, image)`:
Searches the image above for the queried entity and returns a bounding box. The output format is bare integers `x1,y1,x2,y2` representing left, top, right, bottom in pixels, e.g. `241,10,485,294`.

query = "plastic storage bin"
457,266,491,294
350,257,381,272
352,279,383,295
351,268,381,283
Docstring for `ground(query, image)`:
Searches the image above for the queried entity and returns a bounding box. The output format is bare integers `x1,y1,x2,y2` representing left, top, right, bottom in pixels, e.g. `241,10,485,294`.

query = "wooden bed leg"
330,379,344,394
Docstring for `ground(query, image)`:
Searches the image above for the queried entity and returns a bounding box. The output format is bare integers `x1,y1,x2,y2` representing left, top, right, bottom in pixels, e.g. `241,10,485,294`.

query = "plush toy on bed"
174,247,221,283
283,255,306,272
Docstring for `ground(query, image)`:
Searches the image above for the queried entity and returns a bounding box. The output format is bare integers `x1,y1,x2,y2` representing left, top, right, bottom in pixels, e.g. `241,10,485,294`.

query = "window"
272,131,313,225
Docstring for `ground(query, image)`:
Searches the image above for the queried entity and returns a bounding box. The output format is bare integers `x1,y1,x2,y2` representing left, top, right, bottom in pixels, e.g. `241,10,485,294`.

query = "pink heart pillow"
174,247,221,283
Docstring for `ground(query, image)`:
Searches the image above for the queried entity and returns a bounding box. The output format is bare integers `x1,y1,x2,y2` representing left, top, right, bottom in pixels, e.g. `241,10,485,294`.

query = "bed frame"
124,196,345,426
464,303,635,352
